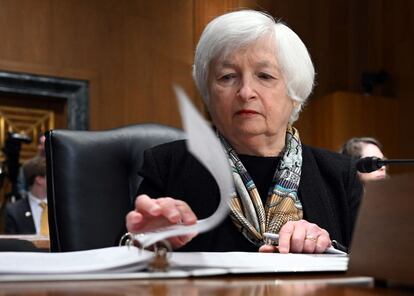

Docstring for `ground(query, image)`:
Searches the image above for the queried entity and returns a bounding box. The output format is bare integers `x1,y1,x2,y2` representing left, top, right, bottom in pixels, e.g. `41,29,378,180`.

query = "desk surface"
0,234,50,250
0,274,412,296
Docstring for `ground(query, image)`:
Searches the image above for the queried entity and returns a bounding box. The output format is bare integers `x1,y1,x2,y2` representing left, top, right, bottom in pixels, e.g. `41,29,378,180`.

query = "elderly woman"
340,137,387,184
126,10,362,254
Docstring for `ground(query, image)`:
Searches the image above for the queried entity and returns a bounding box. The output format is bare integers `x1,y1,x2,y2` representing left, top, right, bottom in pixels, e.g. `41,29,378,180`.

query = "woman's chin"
232,128,266,138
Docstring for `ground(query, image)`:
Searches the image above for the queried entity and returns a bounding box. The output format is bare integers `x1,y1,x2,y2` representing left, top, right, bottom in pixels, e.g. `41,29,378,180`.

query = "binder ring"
119,232,133,247
148,239,172,271
153,239,172,256
119,232,144,249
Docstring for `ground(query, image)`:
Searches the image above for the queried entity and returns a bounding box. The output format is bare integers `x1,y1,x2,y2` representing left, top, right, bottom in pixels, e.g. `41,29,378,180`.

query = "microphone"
356,157,414,173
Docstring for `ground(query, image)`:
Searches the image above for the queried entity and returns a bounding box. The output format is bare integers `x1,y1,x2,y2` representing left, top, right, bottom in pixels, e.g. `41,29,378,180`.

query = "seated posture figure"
340,137,387,184
5,156,48,235
126,10,362,254
16,135,46,199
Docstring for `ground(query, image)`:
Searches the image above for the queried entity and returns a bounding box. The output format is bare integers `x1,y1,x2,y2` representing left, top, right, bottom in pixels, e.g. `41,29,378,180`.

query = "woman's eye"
258,72,275,80
219,73,236,81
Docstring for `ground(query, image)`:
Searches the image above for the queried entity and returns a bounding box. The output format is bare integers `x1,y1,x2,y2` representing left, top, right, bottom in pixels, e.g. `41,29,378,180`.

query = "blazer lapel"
298,146,342,242
19,199,36,234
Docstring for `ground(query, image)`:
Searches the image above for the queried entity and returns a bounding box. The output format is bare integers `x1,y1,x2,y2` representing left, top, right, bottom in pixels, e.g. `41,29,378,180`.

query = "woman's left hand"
258,219,331,254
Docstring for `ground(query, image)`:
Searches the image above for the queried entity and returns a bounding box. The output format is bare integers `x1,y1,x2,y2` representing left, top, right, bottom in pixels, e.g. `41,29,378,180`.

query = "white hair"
192,10,315,123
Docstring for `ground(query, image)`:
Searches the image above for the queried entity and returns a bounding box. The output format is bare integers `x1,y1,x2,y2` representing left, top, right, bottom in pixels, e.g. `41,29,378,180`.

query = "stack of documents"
0,245,348,281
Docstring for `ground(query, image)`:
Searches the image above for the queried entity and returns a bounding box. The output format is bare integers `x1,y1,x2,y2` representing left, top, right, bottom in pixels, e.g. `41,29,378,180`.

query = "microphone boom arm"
356,157,414,173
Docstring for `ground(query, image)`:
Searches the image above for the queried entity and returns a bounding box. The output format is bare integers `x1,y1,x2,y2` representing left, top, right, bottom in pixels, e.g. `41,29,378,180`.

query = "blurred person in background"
340,137,387,184
16,134,46,199
5,156,48,235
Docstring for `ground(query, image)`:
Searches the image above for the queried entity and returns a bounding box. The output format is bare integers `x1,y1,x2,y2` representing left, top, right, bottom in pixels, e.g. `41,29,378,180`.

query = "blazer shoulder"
6,198,30,214
148,139,187,155
303,144,354,170
143,139,189,168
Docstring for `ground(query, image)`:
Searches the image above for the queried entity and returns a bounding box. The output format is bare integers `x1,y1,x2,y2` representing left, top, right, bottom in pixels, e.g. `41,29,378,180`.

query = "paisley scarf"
219,125,303,246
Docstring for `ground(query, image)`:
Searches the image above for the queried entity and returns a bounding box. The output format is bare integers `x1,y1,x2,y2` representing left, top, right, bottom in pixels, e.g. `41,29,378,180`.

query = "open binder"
0,87,348,280
0,245,348,278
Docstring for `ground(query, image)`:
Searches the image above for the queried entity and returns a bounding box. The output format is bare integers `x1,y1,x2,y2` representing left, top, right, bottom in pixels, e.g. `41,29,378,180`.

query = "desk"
0,274,411,296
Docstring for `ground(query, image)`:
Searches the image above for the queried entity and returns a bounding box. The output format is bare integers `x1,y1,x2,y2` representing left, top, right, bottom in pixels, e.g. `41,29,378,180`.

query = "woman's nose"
237,77,256,101
377,166,387,178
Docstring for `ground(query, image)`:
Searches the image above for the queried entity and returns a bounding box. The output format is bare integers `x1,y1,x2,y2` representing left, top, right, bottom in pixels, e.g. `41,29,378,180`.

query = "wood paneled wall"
258,0,414,165
0,0,196,130
0,0,413,164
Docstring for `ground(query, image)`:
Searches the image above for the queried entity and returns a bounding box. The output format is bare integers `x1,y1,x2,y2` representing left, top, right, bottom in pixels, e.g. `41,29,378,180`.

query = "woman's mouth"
236,109,259,116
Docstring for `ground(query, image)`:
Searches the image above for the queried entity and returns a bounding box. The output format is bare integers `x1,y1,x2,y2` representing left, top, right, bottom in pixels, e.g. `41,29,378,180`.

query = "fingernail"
183,213,195,222
168,212,179,221
149,205,160,215
278,246,288,254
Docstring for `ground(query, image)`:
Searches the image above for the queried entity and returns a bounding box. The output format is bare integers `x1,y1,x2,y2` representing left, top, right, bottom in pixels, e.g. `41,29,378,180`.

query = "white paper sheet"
171,252,348,273
0,246,152,274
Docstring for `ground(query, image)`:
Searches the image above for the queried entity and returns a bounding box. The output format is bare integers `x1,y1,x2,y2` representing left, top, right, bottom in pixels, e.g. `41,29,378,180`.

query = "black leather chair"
45,124,185,252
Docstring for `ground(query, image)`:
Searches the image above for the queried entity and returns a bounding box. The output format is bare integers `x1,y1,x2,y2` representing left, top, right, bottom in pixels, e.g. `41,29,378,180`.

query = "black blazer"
5,198,36,234
137,140,362,252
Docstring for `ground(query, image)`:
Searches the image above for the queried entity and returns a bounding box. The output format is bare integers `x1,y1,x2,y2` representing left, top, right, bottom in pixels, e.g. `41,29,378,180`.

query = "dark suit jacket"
5,197,36,234
137,140,362,252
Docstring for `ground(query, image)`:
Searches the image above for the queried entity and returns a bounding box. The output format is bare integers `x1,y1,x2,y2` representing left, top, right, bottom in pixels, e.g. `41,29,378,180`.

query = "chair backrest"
45,123,185,252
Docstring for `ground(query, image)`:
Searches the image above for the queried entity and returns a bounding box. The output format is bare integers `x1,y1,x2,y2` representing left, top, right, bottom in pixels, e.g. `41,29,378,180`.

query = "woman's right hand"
126,194,198,249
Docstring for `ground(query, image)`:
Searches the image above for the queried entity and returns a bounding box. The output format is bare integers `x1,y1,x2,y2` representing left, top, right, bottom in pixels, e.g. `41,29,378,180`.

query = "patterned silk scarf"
219,125,303,246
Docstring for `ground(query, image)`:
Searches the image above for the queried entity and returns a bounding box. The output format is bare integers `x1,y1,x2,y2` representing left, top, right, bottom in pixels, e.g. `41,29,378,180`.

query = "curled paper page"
131,86,234,248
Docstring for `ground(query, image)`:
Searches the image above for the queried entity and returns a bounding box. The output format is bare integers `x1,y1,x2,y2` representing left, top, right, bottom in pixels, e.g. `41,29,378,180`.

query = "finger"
314,236,330,253
306,223,322,237
315,230,331,253
135,194,162,216
278,221,295,253
168,234,193,249
125,211,143,232
157,197,182,223
258,245,278,253
166,200,197,249
175,200,197,225
301,222,320,253
302,234,317,253
290,221,307,253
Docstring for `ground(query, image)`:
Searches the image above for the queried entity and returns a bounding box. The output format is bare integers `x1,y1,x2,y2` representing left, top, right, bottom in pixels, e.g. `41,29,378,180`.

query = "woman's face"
358,143,387,183
207,38,293,149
